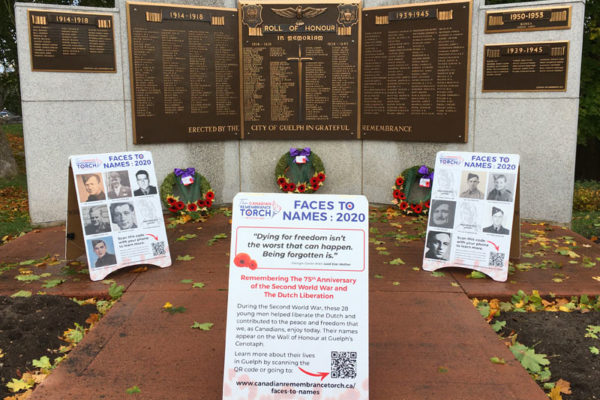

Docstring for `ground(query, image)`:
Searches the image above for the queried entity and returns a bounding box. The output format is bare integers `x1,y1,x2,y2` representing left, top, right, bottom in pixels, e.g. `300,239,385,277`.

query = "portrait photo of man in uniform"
110,202,138,231
460,172,485,199
106,171,132,199
487,174,514,202
428,200,456,229
483,207,510,235
133,169,158,196
79,174,106,202
83,205,111,235
88,238,117,269
424,231,451,261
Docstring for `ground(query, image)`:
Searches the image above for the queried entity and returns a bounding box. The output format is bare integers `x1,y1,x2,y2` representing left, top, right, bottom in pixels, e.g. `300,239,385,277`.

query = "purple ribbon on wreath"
290,147,311,157
418,165,434,181
174,167,195,184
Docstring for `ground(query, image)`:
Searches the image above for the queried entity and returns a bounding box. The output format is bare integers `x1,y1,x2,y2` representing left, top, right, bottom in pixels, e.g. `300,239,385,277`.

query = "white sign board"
422,152,520,282
67,151,171,281
223,193,369,399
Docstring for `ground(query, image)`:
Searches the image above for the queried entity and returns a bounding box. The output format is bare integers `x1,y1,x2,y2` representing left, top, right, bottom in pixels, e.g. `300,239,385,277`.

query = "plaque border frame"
237,0,363,140
361,0,473,143
126,1,238,144
482,40,569,93
484,5,572,34
27,8,117,73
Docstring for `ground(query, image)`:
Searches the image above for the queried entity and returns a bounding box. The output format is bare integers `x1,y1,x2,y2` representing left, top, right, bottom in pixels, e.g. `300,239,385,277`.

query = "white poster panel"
223,193,369,399
422,152,519,282
69,151,171,281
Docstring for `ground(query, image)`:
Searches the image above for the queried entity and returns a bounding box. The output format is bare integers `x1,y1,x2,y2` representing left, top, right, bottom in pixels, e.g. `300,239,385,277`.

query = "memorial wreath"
161,168,215,217
275,147,326,193
392,165,434,216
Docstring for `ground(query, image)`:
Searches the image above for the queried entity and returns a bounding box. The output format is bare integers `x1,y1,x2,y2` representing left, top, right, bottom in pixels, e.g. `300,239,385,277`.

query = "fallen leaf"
164,306,186,315
11,290,32,298
6,378,32,393
451,282,460,287
374,274,383,279
180,279,193,284
132,266,148,273
177,255,195,261
551,379,572,398
590,346,599,355
191,322,214,331
392,281,400,286
126,386,141,394
162,302,173,309
192,282,205,288
32,356,52,370
389,258,405,265
176,234,197,241
592,276,600,282
42,279,65,288
466,271,487,279
437,366,448,373
431,271,445,277
490,357,505,364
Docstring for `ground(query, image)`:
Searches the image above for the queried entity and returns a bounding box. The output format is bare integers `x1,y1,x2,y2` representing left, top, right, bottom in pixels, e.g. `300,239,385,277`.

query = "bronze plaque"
483,42,568,92
485,6,571,33
240,1,360,140
127,2,240,143
361,1,471,142
28,9,116,72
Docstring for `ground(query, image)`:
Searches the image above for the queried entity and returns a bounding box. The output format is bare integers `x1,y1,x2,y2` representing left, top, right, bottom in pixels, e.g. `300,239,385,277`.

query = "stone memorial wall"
15,0,584,225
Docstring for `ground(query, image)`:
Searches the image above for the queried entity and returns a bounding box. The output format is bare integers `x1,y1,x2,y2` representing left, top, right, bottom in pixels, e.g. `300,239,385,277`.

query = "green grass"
0,123,31,242
571,210,600,240
2,123,23,137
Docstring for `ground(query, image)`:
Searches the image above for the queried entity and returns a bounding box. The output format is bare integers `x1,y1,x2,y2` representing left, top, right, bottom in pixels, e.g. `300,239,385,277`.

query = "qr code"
151,241,166,256
331,351,357,379
489,252,505,268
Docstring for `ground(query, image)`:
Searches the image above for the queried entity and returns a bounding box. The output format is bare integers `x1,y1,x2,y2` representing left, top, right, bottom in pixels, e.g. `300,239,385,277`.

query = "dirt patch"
496,311,600,400
0,296,96,399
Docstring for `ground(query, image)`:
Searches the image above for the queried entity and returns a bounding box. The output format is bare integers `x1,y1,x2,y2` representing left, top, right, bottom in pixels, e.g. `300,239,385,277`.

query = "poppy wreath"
391,165,434,216
160,168,215,216
275,147,326,193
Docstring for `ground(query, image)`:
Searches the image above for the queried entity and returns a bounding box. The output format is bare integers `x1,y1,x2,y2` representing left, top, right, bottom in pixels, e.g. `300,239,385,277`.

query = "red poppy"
410,203,417,210
167,196,177,205
425,200,430,208
414,205,423,214
282,183,289,191
169,206,178,213
399,201,409,210
197,200,206,208
249,259,258,270
277,177,287,185
310,177,319,186
399,193,406,200
297,184,306,193
312,184,320,191
176,201,185,210
205,199,213,208
187,203,198,212
233,253,251,268
205,191,215,200
393,190,401,199
396,177,404,186
317,172,326,182
288,183,296,192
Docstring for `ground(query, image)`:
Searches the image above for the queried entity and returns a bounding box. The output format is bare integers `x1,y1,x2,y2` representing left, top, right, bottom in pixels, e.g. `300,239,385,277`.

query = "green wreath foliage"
391,165,433,216
160,172,214,217
275,151,326,193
